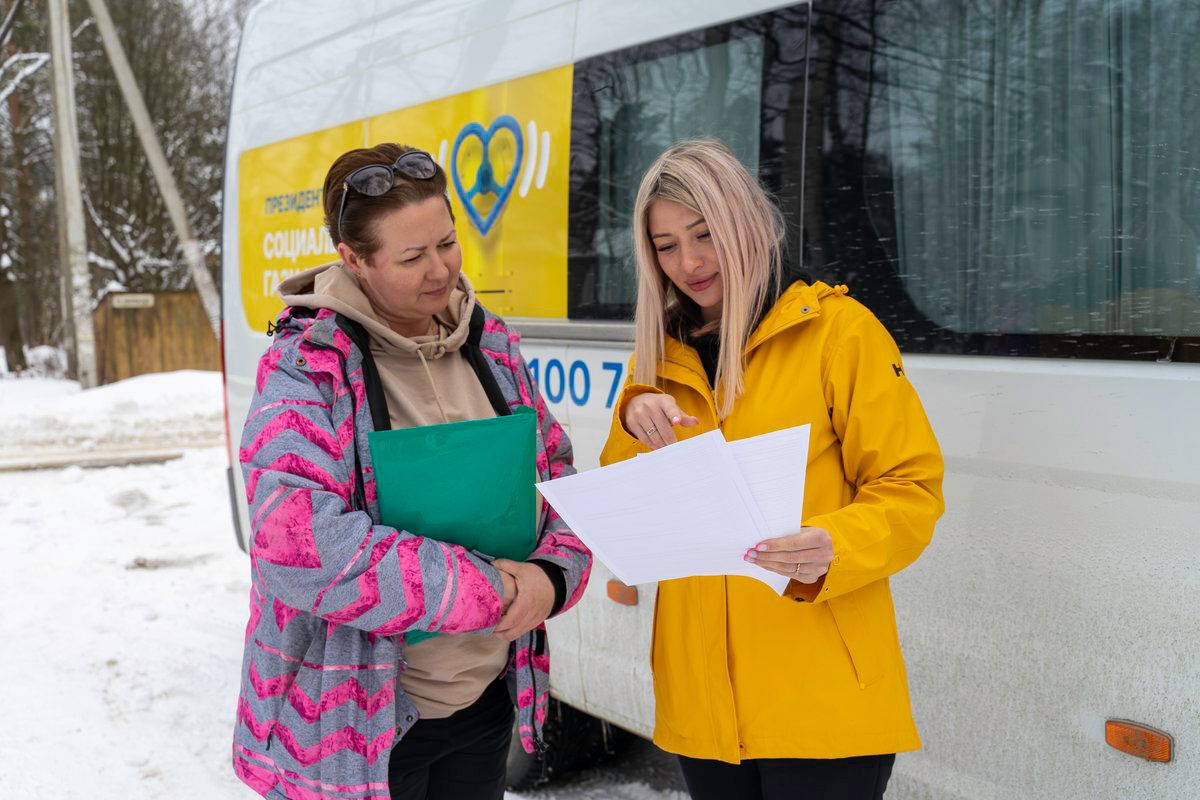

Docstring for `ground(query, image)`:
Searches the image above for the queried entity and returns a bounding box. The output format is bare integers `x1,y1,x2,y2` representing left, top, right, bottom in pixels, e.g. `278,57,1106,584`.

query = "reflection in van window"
868,0,1200,338
570,37,765,319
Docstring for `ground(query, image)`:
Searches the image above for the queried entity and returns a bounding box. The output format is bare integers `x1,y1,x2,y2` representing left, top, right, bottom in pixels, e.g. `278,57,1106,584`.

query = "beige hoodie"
278,262,509,719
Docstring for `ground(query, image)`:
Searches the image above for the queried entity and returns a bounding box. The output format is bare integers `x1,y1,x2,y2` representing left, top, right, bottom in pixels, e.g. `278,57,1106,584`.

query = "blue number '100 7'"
527,358,625,409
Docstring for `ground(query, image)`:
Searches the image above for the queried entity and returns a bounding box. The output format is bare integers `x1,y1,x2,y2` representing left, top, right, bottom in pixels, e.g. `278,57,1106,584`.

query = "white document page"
727,425,810,538
536,426,811,595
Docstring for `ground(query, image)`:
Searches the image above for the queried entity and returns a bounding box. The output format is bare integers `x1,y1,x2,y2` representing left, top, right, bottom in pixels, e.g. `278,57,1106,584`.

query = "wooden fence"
93,291,219,385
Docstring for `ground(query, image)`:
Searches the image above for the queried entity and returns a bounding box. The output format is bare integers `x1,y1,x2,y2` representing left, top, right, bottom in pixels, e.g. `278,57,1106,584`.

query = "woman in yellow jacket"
599,139,945,800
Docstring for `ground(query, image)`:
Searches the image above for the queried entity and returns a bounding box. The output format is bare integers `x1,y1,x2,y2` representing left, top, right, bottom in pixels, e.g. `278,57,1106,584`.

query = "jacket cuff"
529,559,567,616
784,575,826,603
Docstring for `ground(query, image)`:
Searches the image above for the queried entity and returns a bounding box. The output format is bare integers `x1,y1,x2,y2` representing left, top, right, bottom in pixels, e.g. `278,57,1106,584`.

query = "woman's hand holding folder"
491,559,555,642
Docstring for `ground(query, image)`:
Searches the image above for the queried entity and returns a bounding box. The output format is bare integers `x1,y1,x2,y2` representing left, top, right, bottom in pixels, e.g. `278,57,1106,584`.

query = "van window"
568,6,811,320
805,0,1200,361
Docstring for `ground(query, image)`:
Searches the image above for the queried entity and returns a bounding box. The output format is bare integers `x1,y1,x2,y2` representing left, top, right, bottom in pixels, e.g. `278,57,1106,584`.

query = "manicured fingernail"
743,554,754,562
671,416,681,425
755,544,768,552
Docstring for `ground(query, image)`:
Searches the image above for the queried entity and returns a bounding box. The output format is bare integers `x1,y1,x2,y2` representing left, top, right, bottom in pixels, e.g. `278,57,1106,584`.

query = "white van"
220,1,1200,797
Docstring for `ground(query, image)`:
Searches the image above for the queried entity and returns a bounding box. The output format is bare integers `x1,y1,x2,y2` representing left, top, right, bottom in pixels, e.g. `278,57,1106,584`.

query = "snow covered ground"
0,447,253,797
0,372,686,799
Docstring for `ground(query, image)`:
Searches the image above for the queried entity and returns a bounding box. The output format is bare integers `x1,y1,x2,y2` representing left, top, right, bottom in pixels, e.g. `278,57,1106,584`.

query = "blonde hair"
632,139,785,418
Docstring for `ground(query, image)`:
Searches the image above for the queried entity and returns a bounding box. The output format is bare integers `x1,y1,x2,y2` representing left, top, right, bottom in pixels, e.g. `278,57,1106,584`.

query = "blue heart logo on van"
450,115,524,236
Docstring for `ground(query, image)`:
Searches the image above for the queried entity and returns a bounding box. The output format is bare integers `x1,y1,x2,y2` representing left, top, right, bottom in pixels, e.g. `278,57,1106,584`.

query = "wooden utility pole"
46,0,97,387
84,0,221,339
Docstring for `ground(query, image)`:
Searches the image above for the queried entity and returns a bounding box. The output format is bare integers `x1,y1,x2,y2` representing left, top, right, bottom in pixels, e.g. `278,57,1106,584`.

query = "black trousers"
388,679,514,800
678,753,895,800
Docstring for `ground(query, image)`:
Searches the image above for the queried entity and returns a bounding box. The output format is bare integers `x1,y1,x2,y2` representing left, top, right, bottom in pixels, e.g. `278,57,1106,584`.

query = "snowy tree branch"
0,53,48,105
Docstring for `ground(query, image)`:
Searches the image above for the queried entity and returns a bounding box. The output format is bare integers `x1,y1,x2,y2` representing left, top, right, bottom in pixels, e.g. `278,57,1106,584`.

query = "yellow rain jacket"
600,281,945,763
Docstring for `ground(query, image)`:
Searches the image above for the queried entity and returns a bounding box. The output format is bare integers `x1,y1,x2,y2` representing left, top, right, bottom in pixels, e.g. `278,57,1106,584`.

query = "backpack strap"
335,315,392,433
462,305,513,418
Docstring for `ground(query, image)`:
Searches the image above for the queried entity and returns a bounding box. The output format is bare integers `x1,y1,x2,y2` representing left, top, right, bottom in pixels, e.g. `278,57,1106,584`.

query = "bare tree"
73,0,236,296
0,0,243,371
0,1,59,366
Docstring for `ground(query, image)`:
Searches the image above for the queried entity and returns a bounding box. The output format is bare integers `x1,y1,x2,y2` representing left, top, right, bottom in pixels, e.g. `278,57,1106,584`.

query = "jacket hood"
276,261,476,359
743,280,848,355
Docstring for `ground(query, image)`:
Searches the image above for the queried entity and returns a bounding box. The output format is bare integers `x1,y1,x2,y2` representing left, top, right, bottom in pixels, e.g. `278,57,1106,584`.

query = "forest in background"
0,0,253,373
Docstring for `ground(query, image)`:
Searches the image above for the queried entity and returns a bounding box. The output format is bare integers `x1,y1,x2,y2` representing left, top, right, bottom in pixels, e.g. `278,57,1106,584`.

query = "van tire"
506,699,620,790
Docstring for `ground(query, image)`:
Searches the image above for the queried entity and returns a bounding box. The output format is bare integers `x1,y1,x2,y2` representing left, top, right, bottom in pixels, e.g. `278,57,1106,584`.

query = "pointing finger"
666,405,700,429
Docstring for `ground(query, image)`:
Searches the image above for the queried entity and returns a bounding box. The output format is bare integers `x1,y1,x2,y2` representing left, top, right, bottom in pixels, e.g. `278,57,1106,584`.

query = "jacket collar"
659,281,846,377
651,281,844,417
270,304,348,355
280,293,497,359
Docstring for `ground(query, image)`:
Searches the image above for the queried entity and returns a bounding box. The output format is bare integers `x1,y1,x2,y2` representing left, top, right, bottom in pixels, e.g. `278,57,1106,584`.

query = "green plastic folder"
367,406,538,645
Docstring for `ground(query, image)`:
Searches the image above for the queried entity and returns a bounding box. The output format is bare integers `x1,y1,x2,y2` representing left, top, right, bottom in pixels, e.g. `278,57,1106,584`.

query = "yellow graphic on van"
235,65,573,333
237,121,365,333
367,64,572,319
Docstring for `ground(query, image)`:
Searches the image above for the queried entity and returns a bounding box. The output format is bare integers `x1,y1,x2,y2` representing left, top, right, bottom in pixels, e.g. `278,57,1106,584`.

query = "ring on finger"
645,425,658,436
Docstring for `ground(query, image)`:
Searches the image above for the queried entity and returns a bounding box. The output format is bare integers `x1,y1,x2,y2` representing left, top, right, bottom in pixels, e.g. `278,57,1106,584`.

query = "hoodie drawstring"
415,348,451,424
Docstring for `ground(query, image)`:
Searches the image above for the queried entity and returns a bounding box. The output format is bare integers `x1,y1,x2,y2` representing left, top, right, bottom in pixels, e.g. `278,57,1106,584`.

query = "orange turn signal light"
1105,720,1172,763
606,579,638,606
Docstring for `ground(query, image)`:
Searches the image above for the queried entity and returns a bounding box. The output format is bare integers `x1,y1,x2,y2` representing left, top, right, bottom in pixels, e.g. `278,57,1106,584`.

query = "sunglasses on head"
335,150,438,243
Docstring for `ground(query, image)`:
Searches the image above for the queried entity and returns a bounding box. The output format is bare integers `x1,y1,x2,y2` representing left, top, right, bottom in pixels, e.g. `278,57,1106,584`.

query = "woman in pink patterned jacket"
233,143,592,800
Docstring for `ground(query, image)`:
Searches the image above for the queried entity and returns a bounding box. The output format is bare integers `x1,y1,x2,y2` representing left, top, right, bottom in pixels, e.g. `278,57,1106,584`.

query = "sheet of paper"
727,425,810,539
536,426,811,595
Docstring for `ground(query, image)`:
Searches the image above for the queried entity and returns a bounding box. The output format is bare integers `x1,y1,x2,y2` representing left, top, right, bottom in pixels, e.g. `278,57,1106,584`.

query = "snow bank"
0,370,223,454
23,345,69,378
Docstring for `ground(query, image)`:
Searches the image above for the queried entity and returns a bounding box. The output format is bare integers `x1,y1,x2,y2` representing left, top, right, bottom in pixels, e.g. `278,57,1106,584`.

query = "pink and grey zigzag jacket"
233,302,592,800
